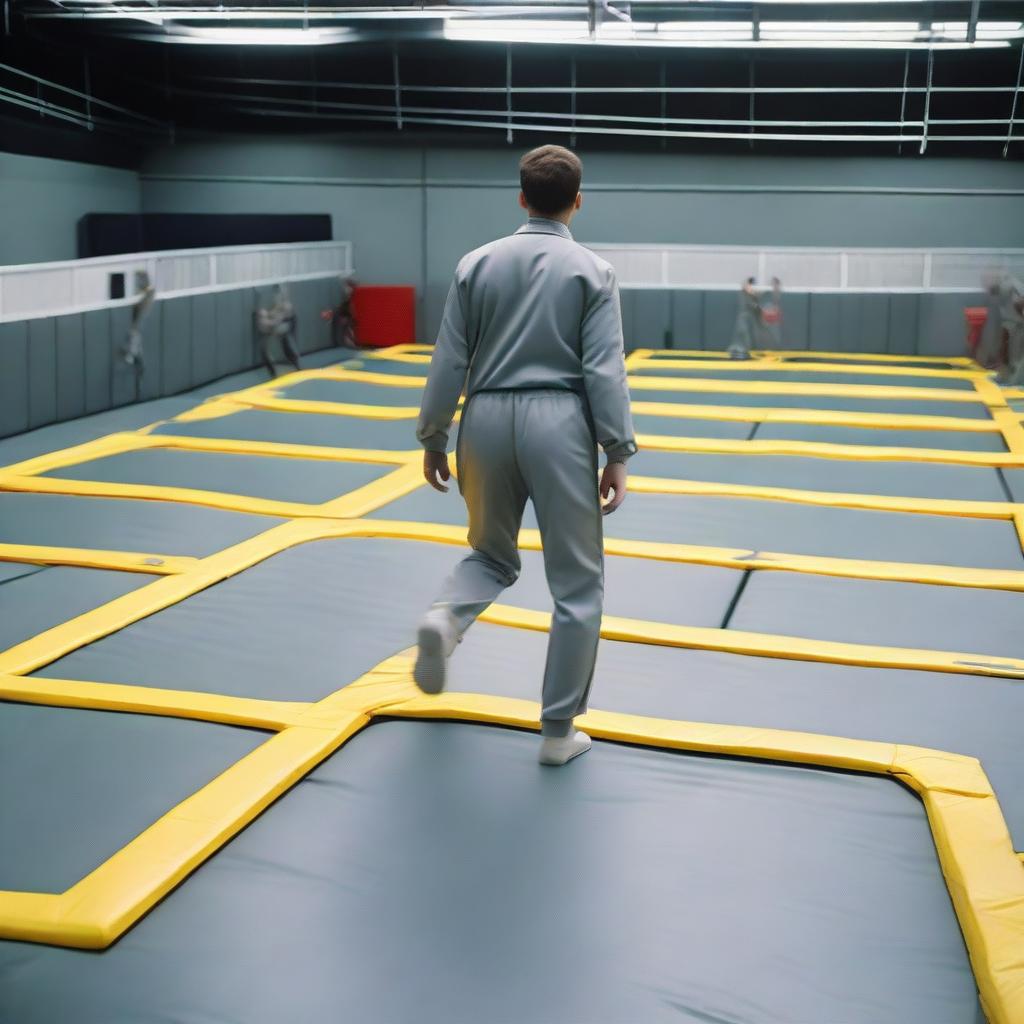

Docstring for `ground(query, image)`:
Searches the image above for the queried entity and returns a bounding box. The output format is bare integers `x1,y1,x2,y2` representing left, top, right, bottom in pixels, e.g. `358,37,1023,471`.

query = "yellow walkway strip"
629,348,979,368
480,604,1024,680
628,374,987,404
629,357,986,383
627,473,1020,521
0,543,195,575
630,399,1001,432
635,431,1024,468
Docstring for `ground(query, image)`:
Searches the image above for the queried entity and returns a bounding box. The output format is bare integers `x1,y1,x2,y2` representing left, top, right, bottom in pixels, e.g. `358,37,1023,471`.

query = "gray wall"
0,278,340,439
141,137,1024,347
0,151,141,265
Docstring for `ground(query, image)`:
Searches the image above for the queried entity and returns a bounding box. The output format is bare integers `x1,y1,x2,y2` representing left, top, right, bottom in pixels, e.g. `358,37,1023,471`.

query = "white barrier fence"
587,244,1024,292
0,240,354,323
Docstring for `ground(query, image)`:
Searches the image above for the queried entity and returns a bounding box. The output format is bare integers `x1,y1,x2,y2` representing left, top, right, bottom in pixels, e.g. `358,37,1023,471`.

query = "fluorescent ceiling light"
443,17,1012,47
167,26,357,45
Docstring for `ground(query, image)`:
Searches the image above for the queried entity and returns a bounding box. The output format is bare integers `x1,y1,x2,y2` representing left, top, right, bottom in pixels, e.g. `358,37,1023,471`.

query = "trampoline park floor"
1,345,1023,1024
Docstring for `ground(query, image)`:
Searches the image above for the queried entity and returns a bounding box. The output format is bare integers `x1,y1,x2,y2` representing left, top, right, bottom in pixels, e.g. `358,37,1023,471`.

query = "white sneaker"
413,608,458,694
538,730,592,766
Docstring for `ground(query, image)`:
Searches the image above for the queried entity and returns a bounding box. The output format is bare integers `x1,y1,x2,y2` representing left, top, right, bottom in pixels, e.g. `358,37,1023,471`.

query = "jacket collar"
515,217,573,240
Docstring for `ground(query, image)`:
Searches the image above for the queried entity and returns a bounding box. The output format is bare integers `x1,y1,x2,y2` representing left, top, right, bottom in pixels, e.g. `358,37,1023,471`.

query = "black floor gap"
996,468,1015,504
719,569,753,630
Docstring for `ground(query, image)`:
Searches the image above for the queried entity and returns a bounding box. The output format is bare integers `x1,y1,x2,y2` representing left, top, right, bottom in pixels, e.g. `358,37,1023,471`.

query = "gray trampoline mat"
629,386,993,419
730,570,1024,661
448,622,1024,847
752,421,1007,453
334,356,428,377
34,538,742,701
282,378,423,407
786,356,963,370
0,721,979,1024
368,487,1024,570
631,414,754,440
0,702,265,892
1002,469,1024,502
42,448,393,505
629,449,1006,501
631,367,977,390
0,566,151,652
0,492,281,557
0,561,45,585
154,408,419,451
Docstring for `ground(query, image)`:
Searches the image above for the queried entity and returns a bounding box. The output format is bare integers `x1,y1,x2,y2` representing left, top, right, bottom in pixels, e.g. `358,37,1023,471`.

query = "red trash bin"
351,285,416,348
964,306,989,358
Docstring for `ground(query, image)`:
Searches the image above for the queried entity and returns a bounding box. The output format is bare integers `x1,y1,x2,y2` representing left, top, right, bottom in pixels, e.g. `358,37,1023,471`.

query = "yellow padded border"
480,603,1024,680
628,372,988,404
0,543,195,575
629,356,987,383
628,348,981,368
3,516,1022,686
630,398,1002,433
627,472,1020,521
1,655,1021,1024
0,431,426,520
635,431,1024,468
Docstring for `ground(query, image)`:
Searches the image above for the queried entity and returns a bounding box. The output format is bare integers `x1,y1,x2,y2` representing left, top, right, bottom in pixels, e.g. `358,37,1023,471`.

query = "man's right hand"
424,450,451,493
600,461,628,515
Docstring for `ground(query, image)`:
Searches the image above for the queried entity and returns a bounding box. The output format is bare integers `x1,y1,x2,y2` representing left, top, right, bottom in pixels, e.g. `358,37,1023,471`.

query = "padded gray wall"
141,137,1022,349
0,278,340,439
620,289,981,355
0,151,141,265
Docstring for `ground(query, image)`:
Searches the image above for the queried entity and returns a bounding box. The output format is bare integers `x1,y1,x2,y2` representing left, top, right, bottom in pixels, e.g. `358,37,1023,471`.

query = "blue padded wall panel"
160,297,193,397
887,294,920,355
215,289,249,377
83,309,112,414
633,290,672,350
55,314,86,422
779,292,809,350
618,289,638,352
809,293,842,351
670,290,703,350
190,294,218,388
862,294,890,353
109,305,142,407
703,291,736,352
0,321,30,438
27,318,57,429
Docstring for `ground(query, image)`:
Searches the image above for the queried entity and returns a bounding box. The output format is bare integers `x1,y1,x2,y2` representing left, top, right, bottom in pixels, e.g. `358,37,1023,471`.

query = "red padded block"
352,285,416,347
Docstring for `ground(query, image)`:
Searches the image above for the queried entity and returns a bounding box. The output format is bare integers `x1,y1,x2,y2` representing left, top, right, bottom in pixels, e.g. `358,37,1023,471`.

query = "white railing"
0,240,354,323
586,244,1024,293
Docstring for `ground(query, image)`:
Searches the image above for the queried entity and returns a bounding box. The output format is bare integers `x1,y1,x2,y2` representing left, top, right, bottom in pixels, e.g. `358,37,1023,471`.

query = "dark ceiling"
2,1,1022,163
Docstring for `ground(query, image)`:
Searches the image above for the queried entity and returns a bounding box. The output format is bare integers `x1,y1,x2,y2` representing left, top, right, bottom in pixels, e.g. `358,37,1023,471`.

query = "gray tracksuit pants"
431,389,604,738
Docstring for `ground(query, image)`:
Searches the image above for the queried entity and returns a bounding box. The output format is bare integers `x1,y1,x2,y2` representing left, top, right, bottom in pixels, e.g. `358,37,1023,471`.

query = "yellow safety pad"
478,603,1024,679
635,431,1024,468
629,398,1002,432
0,543,195,575
629,357,987,383
628,373,988,404
628,348,980,368
627,472,1020,521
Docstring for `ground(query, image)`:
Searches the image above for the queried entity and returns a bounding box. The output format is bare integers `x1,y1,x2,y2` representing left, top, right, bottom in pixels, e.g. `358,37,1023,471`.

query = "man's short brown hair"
519,145,582,217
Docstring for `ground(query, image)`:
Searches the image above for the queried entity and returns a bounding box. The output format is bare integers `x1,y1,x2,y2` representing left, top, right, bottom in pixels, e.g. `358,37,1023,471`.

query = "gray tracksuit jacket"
416,217,636,463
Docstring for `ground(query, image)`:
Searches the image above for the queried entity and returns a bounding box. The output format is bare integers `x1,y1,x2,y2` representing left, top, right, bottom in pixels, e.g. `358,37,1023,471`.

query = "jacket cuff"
418,432,449,455
603,440,637,464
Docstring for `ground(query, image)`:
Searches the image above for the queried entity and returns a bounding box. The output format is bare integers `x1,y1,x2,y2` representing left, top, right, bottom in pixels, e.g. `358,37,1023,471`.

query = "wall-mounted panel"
0,321,30,438
632,290,672,350
55,314,86,422
888,294,920,355
191,293,218,387
703,291,737,351
215,288,249,378
109,306,139,408
670,291,702,349
83,309,113,415
778,292,809,350
808,294,842,351
27,318,57,430
160,296,193,397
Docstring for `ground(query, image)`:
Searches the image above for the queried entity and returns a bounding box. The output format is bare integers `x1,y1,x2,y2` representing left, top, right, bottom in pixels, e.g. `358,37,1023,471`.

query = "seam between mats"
995,468,1016,504
718,568,753,630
